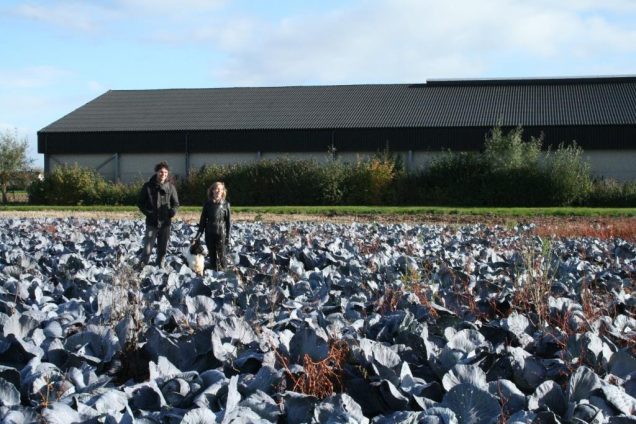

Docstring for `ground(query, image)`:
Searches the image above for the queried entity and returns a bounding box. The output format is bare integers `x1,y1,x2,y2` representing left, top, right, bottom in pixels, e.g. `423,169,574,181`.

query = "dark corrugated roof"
40,76,636,132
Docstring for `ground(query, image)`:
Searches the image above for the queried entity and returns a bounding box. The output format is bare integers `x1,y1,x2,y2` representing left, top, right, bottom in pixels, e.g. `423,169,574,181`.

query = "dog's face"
190,239,205,255
183,242,205,276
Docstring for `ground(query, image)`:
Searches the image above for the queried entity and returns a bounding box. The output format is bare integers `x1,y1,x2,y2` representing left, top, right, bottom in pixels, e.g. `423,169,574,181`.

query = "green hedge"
179,155,400,206
586,179,636,207
28,165,141,205
27,128,636,206
398,128,597,206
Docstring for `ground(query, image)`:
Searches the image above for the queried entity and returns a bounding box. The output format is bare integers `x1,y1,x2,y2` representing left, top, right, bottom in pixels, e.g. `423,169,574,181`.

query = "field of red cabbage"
0,217,634,423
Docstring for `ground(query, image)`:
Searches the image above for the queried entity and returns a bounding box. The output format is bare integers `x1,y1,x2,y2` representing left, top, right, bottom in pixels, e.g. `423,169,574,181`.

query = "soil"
0,210,633,227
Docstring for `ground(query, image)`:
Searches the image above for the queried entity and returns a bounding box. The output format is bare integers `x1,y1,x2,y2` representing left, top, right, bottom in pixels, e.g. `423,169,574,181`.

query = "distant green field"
1,205,635,217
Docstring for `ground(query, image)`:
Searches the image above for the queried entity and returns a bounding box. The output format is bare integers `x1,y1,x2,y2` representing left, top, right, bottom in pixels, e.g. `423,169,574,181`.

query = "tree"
0,129,33,203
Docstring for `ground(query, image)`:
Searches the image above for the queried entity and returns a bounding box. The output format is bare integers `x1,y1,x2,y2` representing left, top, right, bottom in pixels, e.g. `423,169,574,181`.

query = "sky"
2,0,636,168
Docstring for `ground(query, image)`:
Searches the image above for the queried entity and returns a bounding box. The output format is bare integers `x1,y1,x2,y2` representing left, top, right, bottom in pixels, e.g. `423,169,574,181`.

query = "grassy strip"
1,205,635,217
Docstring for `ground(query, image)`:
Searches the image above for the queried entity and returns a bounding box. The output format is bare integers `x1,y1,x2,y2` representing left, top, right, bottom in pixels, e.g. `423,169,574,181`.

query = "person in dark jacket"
195,181,231,271
137,161,179,267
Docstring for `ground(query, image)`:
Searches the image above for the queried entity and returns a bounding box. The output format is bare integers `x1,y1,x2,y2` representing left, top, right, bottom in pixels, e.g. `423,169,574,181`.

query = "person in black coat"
137,161,179,267
195,181,231,271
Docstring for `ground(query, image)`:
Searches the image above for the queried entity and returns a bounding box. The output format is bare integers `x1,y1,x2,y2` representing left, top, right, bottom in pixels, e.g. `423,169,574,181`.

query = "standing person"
195,182,231,271
137,161,179,267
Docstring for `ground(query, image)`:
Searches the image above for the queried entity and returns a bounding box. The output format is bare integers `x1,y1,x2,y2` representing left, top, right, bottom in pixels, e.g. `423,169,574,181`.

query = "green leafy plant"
586,178,636,207
543,142,592,205
484,125,542,171
0,129,33,203
342,150,402,205
28,164,109,205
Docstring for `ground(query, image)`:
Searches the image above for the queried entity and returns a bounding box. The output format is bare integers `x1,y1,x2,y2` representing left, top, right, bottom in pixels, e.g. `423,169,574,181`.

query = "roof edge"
100,75,636,92
422,75,636,87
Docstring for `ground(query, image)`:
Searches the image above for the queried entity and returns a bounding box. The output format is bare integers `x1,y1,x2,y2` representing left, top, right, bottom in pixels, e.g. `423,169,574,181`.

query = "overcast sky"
2,0,636,167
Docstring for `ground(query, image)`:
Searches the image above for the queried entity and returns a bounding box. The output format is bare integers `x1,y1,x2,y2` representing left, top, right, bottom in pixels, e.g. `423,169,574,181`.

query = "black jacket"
197,200,231,243
137,175,179,228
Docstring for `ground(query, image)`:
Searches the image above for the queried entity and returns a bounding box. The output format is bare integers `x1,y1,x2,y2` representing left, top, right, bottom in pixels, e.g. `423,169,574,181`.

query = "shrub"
487,167,552,206
178,164,228,205
481,126,549,206
249,158,325,205
418,151,490,205
317,160,347,205
342,151,402,205
543,142,592,205
101,181,144,205
180,158,343,206
28,165,141,205
484,125,542,171
28,165,110,205
413,128,593,206
586,178,636,207
26,128,623,207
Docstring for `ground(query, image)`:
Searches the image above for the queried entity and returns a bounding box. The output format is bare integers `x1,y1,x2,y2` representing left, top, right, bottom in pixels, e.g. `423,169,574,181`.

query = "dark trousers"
205,232,226,271
140,225,171,265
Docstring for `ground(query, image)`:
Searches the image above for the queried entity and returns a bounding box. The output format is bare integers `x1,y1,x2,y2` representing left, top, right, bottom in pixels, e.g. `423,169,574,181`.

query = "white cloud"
87,80,108,94
0,65,98,167
13,2,113,33
16,0,634,84
551,0,636,13
0,66,71,89
11,0,229,34
207,0,636,84
117,0,228,15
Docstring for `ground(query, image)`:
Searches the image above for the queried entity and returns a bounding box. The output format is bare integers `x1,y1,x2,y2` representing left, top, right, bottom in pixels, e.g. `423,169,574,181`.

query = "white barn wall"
49,154,116,181
584,150,636,181
119,153,186,183
189,152,258,169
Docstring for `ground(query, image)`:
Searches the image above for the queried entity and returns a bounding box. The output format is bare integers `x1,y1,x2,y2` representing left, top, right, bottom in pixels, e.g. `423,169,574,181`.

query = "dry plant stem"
273,346,301,391
512,238,553,328
103,259,146,352
534,218,636,242
38,374,63,410
416,288,439,319
377,288,401,314
496,381,509,424
293,340,349,399
579,279,608,327
402,268,440,318
39,377,53,409
384,263,441,318
274,340,349,400
269,252,281,325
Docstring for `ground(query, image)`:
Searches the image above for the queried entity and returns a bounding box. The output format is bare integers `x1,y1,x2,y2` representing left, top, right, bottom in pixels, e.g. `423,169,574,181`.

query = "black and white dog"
183,237,205,275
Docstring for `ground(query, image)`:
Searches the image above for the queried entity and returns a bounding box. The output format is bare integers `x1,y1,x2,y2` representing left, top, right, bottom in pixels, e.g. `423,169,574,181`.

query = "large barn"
38,76,636,183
